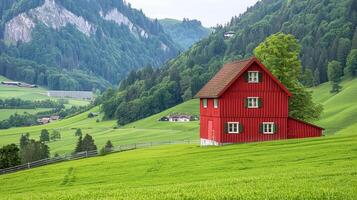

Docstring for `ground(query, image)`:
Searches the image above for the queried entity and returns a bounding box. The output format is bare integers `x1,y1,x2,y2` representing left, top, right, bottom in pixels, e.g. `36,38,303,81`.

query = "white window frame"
214,99,219,109
228,122,240,134
203,99,208,108
263,122,275,134
248,71,259,83
247,97,259,108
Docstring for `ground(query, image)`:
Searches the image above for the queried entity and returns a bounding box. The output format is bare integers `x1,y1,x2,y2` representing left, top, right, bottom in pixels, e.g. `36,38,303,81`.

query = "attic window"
203,99,208,108
248,71,259,83
214,99,219,109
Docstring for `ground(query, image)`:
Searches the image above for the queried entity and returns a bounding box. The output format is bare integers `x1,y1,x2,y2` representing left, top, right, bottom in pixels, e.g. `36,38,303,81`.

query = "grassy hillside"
313,78,357,135
0,133,356,199
1,78,357,155
0,100,199,155
0,75,90,121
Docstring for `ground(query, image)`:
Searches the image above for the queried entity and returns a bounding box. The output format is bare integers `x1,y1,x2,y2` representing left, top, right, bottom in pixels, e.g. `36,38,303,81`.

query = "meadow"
0,75,90,125
1,78,357,155
0,132,356,199
0,79,356,199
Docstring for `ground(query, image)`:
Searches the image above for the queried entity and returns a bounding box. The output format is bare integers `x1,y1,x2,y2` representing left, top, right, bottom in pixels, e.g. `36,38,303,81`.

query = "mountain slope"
102,0,357,124
159,18,211,50
0,0,178,90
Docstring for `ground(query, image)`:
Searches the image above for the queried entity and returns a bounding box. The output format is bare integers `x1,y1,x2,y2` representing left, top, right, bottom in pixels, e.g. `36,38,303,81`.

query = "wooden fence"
0,140,199,175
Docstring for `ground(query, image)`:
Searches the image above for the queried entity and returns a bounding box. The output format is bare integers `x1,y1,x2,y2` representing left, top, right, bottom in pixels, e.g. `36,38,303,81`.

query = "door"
208,120,214,140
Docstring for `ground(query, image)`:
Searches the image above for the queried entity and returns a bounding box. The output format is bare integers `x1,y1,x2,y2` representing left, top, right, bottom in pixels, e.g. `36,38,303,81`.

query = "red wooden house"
195,57,324,146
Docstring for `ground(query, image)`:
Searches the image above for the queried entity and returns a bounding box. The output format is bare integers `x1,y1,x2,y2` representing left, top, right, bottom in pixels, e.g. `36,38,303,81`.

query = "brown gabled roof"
194,57,292,98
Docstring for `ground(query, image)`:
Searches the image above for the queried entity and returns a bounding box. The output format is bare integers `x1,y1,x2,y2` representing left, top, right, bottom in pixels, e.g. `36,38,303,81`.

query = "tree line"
0,98,65,109
0,128,114,169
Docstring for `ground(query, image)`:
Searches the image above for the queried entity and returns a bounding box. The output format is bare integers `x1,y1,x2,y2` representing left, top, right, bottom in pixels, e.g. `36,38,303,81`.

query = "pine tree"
19,133,30,150
352,28,357,49
105,140,113,151
328,60,343,93
313,68,321,86
74,136,83,153
345,49,357,77
75,128,82,137
81,134,97,152
39,129,50,142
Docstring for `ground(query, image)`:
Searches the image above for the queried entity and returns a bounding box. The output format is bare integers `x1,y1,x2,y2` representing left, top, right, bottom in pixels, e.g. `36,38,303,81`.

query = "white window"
263,122,275,134
248,71,259,83
247,97,259,108
214,99,219,108
228,122,240,134
203,99,207,108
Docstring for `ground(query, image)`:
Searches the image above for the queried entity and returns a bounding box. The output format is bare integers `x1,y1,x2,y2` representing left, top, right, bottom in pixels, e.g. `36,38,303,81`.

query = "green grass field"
0,134,356,199
0,79,356,199
0,75,90,122
0,100,199,155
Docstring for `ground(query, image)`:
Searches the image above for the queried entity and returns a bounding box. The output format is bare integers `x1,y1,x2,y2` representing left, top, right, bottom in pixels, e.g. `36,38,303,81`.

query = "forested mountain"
102,0,357,125
159,18,211,50
0,0,178,91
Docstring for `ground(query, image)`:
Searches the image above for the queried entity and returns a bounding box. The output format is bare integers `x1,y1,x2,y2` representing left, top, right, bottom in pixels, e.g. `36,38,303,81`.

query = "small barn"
168,114,191,122
195,57,324,146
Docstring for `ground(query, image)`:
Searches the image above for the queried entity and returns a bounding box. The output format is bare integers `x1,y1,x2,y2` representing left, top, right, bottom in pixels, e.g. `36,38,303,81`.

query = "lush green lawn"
0,100,199,155
312,78,357,135
0,133,356,199
0,78,357,199
0,108,52,121
0,75,90,124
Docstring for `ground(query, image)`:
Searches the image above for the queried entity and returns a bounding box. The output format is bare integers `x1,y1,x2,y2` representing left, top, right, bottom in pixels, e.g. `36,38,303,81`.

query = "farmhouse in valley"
159,113,199,122
195,57,324,146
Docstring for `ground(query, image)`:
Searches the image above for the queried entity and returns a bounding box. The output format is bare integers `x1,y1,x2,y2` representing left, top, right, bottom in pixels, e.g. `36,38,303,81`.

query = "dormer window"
248,71,259,83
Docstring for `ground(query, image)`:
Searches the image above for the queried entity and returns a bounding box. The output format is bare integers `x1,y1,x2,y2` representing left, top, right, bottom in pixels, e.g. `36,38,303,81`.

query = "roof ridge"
224,57,255,66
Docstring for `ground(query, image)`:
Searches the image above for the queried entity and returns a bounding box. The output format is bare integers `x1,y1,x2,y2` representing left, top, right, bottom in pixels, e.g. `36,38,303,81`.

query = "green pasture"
0,100,199,155
0,133,356,199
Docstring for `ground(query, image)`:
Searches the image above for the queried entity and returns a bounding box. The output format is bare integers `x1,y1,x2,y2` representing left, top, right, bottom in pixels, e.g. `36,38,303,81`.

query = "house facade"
195,57,324,146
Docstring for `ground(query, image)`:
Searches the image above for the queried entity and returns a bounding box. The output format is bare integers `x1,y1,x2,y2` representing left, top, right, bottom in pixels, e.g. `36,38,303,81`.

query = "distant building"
47,91,93,100
224,31,235,39
37,115,60,125
159,113,199,123
1,81,37,88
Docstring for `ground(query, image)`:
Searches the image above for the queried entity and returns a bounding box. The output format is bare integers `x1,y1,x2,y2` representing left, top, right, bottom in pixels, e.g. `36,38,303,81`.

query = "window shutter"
258,98,262,108
274,124,278,133
244,98,248,108
244,72,249,82
224,123,228,134
239,123,243,133
259,123,264,134
258,72,263,82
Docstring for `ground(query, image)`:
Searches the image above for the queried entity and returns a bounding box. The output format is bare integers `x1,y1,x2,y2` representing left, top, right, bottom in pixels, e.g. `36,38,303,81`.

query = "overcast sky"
126,0,259,27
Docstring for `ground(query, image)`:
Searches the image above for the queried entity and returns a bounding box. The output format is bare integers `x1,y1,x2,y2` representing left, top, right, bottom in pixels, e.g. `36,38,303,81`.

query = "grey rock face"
4,0,96,43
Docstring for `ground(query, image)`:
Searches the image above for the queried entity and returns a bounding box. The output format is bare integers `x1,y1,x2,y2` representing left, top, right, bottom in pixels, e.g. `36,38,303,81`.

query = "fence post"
27,163,30,169
134,144,137,149
85,151,88,158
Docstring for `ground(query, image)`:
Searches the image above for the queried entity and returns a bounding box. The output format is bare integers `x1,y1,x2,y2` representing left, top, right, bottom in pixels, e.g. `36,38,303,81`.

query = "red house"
195,57,324,146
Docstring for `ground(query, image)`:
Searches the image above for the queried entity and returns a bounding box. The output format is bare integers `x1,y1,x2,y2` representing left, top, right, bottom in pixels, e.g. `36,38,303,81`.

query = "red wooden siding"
197,58,323,145
200,116,221,141
220,64,289,118
287,118,323,138
220,118,288,143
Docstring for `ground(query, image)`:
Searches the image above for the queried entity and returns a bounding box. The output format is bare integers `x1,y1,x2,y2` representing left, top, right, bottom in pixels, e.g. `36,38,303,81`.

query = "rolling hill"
159,18,211,50
0,126,356,199
0,78,357,155
0,75,90,121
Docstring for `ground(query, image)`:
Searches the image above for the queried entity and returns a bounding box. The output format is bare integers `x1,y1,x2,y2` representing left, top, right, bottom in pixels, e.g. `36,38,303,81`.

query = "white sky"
126,0,259,27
